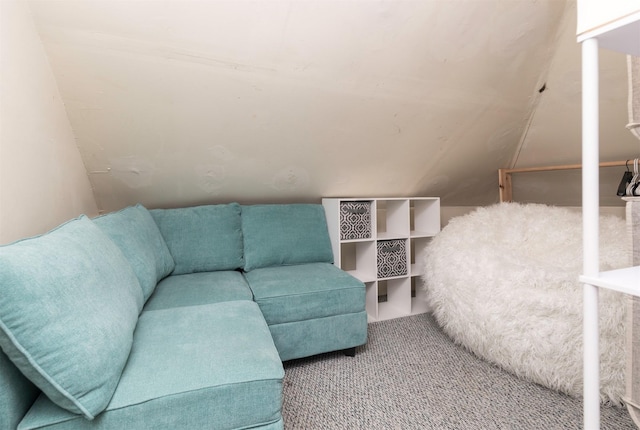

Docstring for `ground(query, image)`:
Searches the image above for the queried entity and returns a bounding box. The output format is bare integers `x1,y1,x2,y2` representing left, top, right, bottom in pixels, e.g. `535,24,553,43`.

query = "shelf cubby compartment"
376,199,410,240
375,278,412,321
339,241,377,283
409,237,431,276
365,281,379,322
376,238,409,279
411,275,430,315
339,200,373,240
410,198,441,237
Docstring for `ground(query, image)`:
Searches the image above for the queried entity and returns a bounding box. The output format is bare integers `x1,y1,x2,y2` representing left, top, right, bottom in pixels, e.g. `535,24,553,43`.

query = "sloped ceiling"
27,0,632,212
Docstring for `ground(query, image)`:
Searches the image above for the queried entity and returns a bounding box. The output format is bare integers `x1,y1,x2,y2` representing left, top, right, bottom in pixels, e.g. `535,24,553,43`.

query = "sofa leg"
343,347,356,357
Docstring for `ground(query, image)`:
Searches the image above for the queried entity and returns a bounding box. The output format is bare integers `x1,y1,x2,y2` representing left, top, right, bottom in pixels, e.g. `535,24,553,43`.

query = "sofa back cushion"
0,216,143,420
241,204,334,271
150,203,244,274
94,204,175,301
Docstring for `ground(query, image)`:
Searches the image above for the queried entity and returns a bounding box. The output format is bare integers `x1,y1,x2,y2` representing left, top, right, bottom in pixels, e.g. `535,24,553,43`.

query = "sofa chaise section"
18,301,284,430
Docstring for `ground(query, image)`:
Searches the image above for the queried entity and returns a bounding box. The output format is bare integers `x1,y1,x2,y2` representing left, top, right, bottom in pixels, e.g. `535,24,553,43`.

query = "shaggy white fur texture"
420,203,628,404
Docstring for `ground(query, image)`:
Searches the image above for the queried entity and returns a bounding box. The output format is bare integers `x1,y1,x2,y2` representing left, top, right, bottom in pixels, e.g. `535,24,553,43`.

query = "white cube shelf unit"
322,197,440,322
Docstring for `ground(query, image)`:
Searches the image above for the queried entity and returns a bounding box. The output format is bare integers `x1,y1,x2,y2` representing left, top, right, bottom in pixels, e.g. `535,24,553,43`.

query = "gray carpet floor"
282,313,637,429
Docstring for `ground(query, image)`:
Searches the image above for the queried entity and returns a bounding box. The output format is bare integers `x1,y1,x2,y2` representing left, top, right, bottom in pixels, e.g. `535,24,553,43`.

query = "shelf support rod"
582,37,600,430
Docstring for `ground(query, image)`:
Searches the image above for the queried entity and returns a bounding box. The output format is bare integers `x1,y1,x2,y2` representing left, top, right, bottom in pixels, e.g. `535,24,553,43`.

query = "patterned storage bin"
340,201,372,240
377,239,407,278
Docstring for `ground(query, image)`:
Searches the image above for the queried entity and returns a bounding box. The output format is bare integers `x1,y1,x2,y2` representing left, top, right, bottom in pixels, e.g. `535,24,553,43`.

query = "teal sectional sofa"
0,203,368,430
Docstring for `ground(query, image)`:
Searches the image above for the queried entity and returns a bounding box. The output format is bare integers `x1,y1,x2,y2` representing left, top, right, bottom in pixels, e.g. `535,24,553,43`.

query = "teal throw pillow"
150,203,244,274
0,216,143,420
94,204,175,301
241,204,334,271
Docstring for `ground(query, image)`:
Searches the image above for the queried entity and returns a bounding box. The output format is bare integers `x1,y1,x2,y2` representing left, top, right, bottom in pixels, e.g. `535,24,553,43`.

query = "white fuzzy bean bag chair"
421,203,627,404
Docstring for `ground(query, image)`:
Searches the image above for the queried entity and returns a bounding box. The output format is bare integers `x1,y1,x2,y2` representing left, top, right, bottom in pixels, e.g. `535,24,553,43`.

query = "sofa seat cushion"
150,203,244,274
241,204,334,271
18,301,284,430
143,271,253,312
0,217,142,420
93,204,175,301
244,262,365,325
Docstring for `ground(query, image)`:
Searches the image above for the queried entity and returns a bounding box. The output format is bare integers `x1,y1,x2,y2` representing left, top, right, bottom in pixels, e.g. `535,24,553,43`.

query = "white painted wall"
0,0,98,244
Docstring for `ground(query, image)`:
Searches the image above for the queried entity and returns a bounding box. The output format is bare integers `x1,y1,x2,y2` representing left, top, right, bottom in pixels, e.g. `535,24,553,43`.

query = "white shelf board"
577,9,640,56
347,269,377,283
410,230,438,238
339,237,374,243
377,232,409,240
378,274,409,281
579,265,640,296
